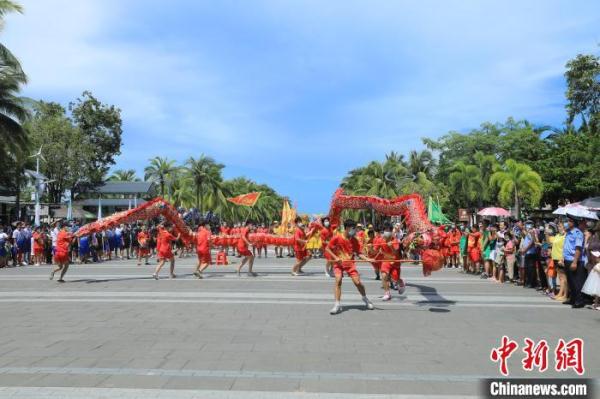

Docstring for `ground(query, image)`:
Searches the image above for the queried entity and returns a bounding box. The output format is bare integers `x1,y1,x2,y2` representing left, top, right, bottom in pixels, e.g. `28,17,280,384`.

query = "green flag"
428,196,451,224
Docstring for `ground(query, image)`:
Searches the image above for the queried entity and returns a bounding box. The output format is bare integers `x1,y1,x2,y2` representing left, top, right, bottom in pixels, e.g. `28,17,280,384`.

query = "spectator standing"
562,215,586,308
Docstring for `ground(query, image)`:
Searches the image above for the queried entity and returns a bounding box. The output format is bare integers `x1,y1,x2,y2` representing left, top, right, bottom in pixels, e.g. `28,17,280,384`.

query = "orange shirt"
157,228,176,253
374,236,398,260
237,227,249,251
327,235,361,265
294,227,306,252
56,230,72,253
137,231,149,246
196,227,211,253
468,232,481,249
33,232,43,251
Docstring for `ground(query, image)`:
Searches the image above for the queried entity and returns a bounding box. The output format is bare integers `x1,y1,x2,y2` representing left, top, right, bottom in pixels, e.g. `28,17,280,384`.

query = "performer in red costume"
319,217,335,278
326,219,375,315
50,224,73,282
374,222,404,300
219,222,231,255
291,217,311,276
136,225,150,266
364,227,380,281
194,219,212,279
236,221,256,276
447,224,462,268
153,223,180,280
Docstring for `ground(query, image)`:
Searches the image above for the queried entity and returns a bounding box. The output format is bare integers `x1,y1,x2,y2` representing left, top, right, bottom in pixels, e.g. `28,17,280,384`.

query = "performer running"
50,224,73,282
136,225,150,266
374,222,404,300
326,219,375,315
153,223,180,280
236,221,256,276
194,219,212,279
320,217,335,277
292,217,310,276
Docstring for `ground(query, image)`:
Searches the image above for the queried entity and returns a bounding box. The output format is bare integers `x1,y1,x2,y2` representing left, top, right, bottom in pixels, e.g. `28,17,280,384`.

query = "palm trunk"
514,188,520,219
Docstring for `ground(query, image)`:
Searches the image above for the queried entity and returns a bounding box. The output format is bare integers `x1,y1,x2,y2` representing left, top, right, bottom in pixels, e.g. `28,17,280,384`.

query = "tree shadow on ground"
406,282,455,313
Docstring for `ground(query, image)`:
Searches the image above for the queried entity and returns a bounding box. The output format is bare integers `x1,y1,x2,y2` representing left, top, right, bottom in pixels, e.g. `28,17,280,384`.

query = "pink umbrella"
477,207,511,217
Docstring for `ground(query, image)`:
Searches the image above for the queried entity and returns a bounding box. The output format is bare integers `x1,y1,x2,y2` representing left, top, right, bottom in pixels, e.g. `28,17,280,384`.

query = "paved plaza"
0,253,598,398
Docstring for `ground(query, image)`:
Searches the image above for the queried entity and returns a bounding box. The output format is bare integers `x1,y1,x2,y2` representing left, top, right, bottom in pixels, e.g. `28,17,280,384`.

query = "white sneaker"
329,304,342,315
363,299,374,310
381,293,391,301
397,279,406,295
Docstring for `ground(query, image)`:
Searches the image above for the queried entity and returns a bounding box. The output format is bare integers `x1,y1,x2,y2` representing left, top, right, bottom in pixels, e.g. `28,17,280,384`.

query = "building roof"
74,198,148,207
0,195,16,204
93,181,155,195
52,206,96,219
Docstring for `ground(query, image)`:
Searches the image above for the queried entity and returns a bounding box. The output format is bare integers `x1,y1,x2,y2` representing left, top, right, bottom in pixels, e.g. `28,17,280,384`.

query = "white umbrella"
565,206,599,220
552,202,584,216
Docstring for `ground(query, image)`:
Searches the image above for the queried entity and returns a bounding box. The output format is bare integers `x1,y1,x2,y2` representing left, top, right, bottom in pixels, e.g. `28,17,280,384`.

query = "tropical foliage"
490,159,542,217
109,169,140,182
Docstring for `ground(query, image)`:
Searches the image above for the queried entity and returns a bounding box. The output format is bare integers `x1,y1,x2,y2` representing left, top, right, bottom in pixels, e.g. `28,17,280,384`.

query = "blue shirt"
522,233,537,255
563,228,584,262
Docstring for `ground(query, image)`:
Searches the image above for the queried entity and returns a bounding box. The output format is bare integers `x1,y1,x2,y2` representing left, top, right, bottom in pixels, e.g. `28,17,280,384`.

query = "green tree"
167,174,195,208
473,151,498,204
69,91,123,189
0,0,29,211
490,159,543,217
25,101,92,203
408,149,436,178
186,154,224,213
109,169,140,182
564,53,600,133
448,161,483,209
144,156,178,197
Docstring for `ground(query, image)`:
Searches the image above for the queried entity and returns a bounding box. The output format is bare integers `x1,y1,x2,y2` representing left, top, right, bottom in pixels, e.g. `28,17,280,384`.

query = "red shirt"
56,230,72,254
157,228,176,253
448,230,461,247
320,226,333,243
196,227,211,253
327,235,361,265
220,226,230,235
237,227,249,251
33,232,43,251
374,236,397,260
468,232,481,249
294,227,306,251
137,231,149,246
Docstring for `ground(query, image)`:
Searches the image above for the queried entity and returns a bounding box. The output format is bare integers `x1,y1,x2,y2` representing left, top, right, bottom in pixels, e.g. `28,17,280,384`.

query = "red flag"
227,192,261,207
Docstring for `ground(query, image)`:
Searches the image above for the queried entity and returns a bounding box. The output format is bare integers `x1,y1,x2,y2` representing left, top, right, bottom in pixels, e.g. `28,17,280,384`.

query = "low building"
74,181,156,219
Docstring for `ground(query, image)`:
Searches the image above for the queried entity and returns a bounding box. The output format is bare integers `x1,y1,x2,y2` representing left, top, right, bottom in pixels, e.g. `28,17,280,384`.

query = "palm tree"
144,157,178,197
408,150,436,178
0,1,29,156
168,174,195,208
186,154,224,213
473,151,497,203
109,169,140,182
490,159,543,218
448,161,483,209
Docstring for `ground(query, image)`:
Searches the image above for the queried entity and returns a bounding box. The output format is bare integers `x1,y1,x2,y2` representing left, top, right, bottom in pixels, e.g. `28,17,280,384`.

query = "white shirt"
51,227,59,247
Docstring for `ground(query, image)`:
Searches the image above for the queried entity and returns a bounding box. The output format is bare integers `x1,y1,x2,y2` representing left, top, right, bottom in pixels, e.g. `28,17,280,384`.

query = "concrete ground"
0,251,598,398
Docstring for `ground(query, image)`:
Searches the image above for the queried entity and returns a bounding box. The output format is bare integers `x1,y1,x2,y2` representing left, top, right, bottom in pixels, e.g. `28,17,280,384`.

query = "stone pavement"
0,252,598,398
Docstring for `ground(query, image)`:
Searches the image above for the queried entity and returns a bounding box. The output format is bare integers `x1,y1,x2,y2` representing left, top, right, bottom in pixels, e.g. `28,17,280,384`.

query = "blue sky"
4,0,600,213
